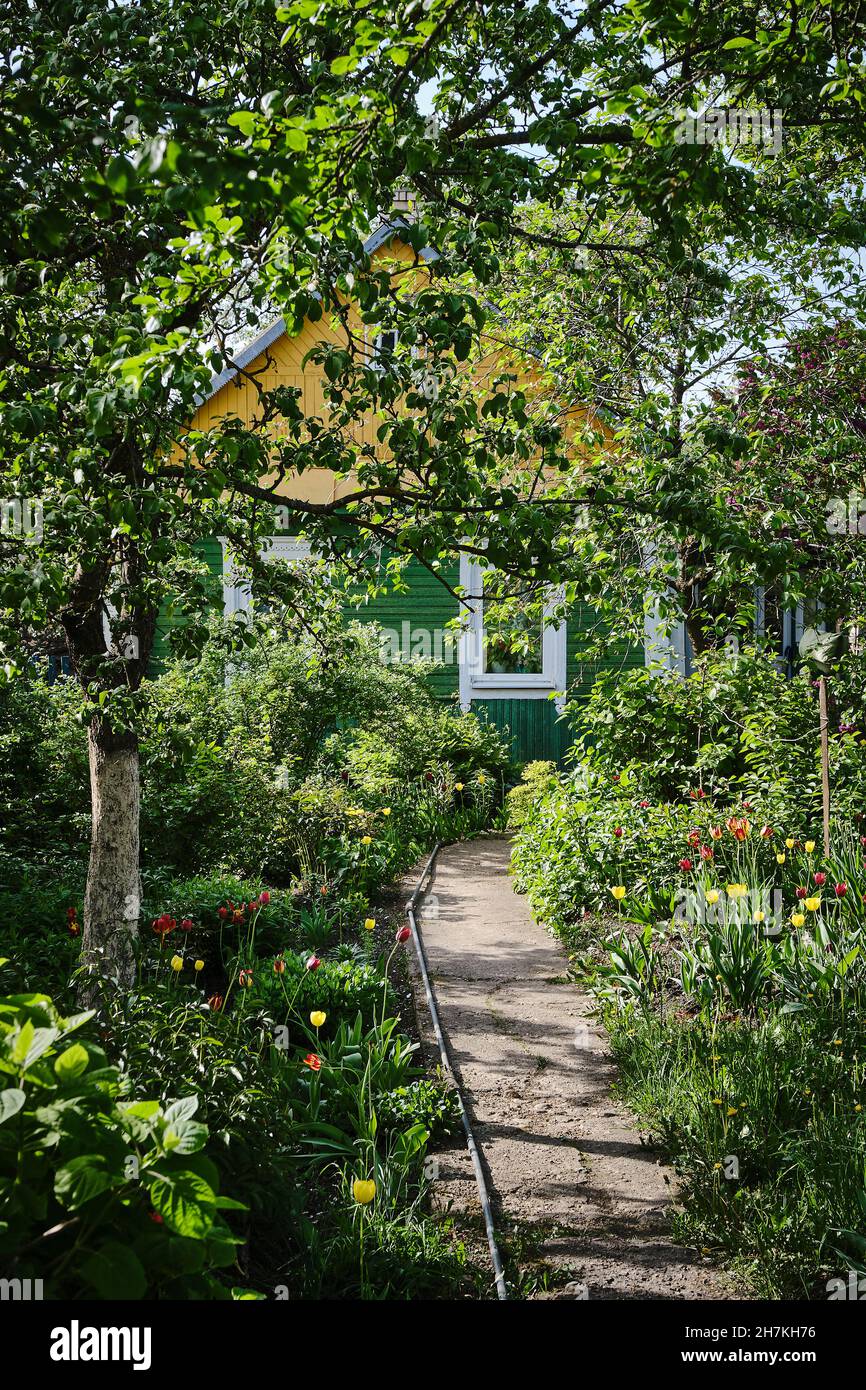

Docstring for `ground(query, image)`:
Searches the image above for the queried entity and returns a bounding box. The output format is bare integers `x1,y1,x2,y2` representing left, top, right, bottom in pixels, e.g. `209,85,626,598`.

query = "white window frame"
457,554,566,711
221,535,313,618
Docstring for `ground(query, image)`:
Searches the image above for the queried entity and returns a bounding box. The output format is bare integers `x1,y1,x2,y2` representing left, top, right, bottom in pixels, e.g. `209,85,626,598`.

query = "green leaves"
0,1087,25,1125
147,1167,220,1238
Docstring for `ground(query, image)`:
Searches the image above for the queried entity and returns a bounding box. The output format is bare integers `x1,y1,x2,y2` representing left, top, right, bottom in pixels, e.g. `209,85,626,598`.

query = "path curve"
411,836,736,1300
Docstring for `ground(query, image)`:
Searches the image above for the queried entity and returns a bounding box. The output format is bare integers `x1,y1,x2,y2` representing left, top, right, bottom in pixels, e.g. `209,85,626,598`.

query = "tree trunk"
81,717,142,998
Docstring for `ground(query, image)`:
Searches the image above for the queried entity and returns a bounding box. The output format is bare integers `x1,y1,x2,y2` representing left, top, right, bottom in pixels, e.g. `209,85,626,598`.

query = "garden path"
410,835,738,1300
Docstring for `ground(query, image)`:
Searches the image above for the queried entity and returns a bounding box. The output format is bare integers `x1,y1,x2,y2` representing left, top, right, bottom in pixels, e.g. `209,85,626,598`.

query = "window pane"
482,574,544,674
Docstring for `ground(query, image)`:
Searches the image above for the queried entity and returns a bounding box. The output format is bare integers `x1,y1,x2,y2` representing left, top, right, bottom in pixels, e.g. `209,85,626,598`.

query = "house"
156,216,660,763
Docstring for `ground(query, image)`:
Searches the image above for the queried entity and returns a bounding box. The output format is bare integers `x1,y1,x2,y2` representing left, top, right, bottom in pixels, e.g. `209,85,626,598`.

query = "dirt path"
410,835,737,1300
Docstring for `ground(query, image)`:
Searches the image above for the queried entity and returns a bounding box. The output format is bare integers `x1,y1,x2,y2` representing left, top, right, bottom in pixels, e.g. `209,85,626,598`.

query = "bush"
0,980,245,1300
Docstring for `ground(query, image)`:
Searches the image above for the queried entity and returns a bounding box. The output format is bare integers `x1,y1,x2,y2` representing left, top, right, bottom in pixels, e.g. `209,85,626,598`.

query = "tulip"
760,825,774,838
396,926,411,943
208,994,224,1012
710,827,723,841
306,955,321,971
352,1178,376,1205
610,886,626,901
796,887,807,899
804,841,815,854
170,955,184,972
835,882,848,898
814,872,826,886
706,890,720,905
776,853,786,865
678,858,693,872
382,807,391,817
361,835,372,845
639,800,650,809
310,1011,326,1028
218,906,228,920
364,918,376,932
753,910,765,924
478,774,486,785
181,918,193,932
785,837,795,849
194,959,204,972
614,826,623,839
700,845,714,861
238,969,253,987
805,896,821,912
273,956,286,974
687,830,700,847
259,891,271,905
791,912,806,928
454,783,464,792
303,1053,322,1072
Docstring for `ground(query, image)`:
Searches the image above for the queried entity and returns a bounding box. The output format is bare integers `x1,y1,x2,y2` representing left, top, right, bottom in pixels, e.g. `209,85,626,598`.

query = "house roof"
197,217,439,407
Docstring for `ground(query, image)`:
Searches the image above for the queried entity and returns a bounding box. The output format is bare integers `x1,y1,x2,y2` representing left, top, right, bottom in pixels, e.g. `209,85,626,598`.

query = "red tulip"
259,891,271,906
760,825,774,838
218,906,228,920
306,955,321,971
639,800,650,809
208,994,224,1012
796,887,807,899
248,901,258,914
814,872,826,886
396,926,411,944
687,830,701,847
273,956,286,974
678,858,693,873
613,826,623,839
700,845,713,861
303,1053,322,1072
181,918,193,932
835,882,848,898
238,969,253,988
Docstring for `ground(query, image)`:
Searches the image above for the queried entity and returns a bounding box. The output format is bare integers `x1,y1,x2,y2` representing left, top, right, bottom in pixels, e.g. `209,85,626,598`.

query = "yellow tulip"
382,807,391,816
478,774,486,784
785,837,794,849
454,782,464,792
776,853,786,865
706,890,720,905
310,1011,326,1028
194,959,204,972
791,912,805,928
753,910,765,924
610,885,626,901
352,1178,376,1205
805,896,821,912
361,835,372,845
364,918,376,932
170,955,183,972
805,840,815,854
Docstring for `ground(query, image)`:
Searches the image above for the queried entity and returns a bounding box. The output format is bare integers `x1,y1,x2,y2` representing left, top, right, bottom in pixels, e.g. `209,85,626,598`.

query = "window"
458,555,567,711
221,536,313,618
481,572,544,675
371,329,398,369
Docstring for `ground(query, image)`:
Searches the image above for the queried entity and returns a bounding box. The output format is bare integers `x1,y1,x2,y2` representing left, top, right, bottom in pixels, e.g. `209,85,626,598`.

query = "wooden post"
818,675,831,857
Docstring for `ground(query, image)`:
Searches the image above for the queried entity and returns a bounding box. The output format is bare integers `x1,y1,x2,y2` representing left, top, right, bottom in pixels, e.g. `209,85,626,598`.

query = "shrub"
0,980,245,1299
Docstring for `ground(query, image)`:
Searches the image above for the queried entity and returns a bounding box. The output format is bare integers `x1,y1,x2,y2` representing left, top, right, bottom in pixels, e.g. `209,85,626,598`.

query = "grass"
603,1004,866,1297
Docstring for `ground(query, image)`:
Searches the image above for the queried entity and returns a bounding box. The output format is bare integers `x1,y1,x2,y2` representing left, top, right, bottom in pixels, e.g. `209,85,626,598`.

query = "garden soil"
404,835,741,1301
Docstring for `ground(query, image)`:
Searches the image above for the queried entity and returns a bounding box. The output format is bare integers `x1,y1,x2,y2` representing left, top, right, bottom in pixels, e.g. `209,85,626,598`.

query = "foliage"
0,977,246,1299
